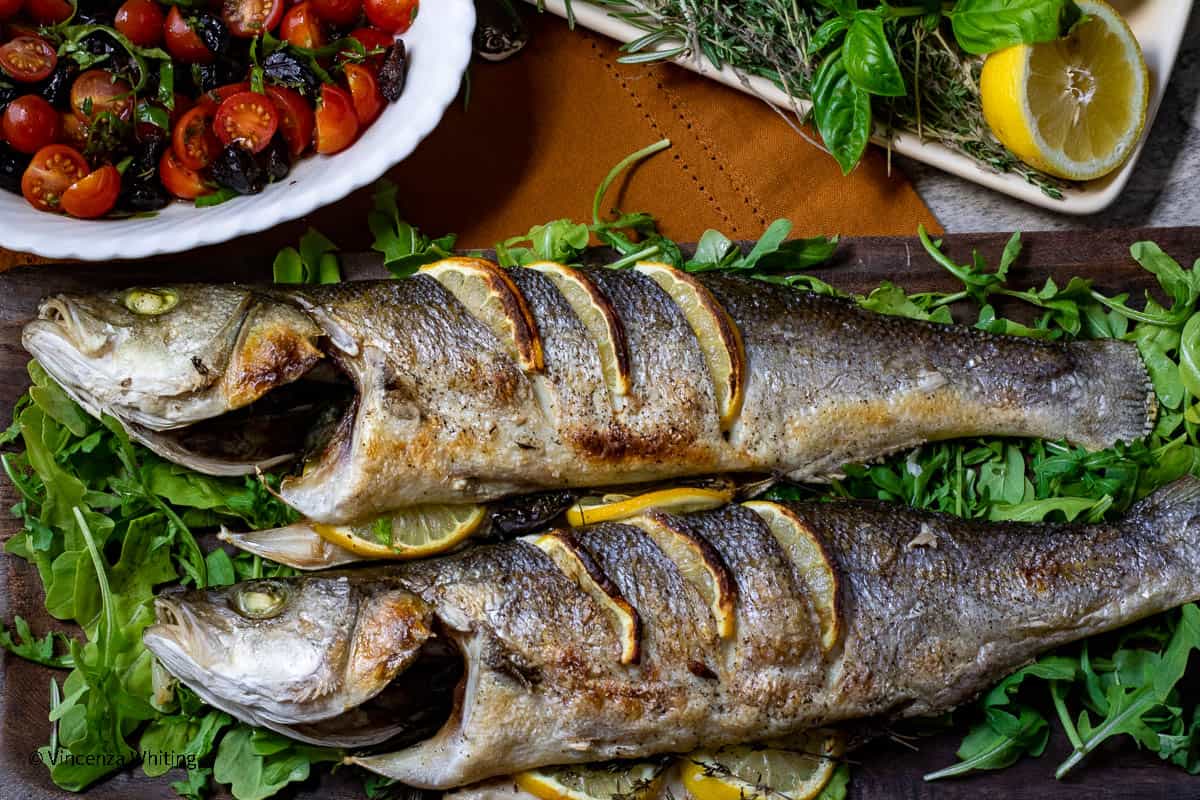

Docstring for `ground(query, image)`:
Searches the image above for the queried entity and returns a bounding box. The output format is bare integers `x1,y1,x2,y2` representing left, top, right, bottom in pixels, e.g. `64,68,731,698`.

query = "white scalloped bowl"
0,0,474,261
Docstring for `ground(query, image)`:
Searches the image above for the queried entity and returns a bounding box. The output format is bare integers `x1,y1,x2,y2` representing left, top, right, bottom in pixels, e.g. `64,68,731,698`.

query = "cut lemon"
566,486,734,528
533,531,641,664
634,262,745,430
528,261,631,399
744,502,840,653
681,733,843,800
624,511,737,639
421,258,545,371
979,0,1148,181
516,760,667,800
311,504,487,559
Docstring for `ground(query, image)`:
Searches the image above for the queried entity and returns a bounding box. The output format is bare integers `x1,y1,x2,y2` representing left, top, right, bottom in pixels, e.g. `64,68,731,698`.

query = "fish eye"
232,581,290,619
123,288,180,316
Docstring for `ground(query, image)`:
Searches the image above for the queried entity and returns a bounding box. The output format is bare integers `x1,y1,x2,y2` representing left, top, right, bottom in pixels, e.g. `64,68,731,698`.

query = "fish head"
143,574,434,725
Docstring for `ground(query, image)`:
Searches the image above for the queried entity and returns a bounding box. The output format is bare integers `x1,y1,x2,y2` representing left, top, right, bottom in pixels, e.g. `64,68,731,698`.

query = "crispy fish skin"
144,479,1200,788
24,269,1154,523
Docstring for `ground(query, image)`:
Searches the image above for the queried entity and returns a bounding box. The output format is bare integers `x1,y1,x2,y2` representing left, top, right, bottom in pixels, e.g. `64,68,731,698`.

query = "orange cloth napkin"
0,11,938,270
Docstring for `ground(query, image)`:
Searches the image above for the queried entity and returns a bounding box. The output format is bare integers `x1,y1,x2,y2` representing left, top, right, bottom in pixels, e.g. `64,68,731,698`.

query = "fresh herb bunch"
558,0,1079,196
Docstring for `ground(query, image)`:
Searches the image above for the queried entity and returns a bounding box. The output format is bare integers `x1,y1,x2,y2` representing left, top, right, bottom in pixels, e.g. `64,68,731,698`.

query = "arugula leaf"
0,616,74,668
213,727,340,800
369,181,456,276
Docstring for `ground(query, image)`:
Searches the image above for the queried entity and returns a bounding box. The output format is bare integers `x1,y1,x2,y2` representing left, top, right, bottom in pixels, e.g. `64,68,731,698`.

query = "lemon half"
311,504,487,559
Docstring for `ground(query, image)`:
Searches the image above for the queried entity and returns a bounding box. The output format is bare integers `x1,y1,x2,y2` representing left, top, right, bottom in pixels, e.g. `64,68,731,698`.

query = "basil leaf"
950,0,1083,55
811,52,872,175
842,11,905,97
810,16,849,54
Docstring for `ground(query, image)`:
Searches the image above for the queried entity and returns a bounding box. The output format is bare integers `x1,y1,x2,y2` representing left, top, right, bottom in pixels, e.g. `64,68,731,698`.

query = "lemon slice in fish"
634,262,745,430
566,486,734,528
311,504,487,559
516,759,667,800
681,733,844,800
527,261,631,398
421,258,545,371
744,501,841,653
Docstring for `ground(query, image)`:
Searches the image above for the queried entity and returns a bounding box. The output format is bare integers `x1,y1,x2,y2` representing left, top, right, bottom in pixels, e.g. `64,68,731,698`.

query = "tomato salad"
0,0,414,218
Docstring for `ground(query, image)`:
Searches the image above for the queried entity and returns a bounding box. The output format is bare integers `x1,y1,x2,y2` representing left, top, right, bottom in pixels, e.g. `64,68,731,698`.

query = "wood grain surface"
2,228,1200,800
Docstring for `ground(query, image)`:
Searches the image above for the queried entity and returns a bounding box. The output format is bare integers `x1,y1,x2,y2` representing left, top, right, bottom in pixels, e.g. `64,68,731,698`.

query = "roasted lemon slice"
744,501,841,653
528,261,631,398
516,760,667,800
634,262,745,430
422,258,545,371
980,0,1148,181
567,486,734,528
681,733,844,800
311,504,487,559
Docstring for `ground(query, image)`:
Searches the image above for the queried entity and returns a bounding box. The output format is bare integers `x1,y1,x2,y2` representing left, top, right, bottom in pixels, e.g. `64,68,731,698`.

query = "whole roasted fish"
143,477,1200,788
24,259,1153,524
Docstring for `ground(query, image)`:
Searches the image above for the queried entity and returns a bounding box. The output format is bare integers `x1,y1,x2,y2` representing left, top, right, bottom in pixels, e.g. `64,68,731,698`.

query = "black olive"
211,143,265,195
190,12,230,58
74,8,115,26
38,61,80,109
117,178,170,212
378,41,407,103
262,49,320,96
190,63,219,95
0,82,16,116
79,31,135,78
488,491,576,536
257,134,290,182
128,138,166,180
215,45,249,86
0,145,30,195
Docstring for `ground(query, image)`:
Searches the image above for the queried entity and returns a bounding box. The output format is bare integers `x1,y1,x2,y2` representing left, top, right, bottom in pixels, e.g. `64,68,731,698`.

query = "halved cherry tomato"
21,144,89,212
213,90,278,152
71,70,134,122
160,147,212,199
0,36,58,83
115,0,166,47
168,93,194,128
314,83,357,154
199,81,251,109
0,0,23,21
312,0,361,26
265,84,313,158
363,0,416,34
60,112,88,150
3,95,61,153
172,104,220,169
61,164,120,218
280,2,325,49
164,7,214,63
343,63,383,127
347,26,392,70
222,0,283,38
25,0,73,24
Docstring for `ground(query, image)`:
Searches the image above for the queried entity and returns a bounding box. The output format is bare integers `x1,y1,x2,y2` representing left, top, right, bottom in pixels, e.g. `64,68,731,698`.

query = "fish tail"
1128,475,1200,538
1059,339,1156,450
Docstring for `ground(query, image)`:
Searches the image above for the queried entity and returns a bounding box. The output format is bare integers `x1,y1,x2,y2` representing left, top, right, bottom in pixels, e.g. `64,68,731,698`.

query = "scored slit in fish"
143,477,1200,789
23,262,1154,524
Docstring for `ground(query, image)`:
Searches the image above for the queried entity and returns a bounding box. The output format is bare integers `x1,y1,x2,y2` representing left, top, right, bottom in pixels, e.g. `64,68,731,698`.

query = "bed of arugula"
3,144,1200,799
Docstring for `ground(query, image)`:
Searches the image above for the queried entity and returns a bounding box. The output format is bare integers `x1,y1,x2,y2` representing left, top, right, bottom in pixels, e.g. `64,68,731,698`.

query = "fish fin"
1128,476,1200,535
1063,339,1156,450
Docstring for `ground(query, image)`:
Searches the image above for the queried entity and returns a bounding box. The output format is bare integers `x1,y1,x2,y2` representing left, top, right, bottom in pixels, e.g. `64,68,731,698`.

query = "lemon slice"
743,502,841,653
533,530,641,664
516,760,667,800
979,0,1148,181
528,261,631,399
566,486,734,528
634,262,745,430
311,504,487,559
681,733,844,800
623,511,737,639
422,258,545,371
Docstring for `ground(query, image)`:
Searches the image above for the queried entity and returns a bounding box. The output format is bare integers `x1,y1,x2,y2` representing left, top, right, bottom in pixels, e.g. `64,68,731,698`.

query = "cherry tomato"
61,164,120,218
265,85,313,158
343,63,383,127
25,0,73,24
172,103,221,169
347,26,392,70
60,112,89,150
169,93,194,128
71,70,134,122
164,6,214,63
311,0,361,26
363,0,416,34
159,147,212,199
0,36,58,83
21,144,89,212
222,0,282,38
199,81,251,108
280,2,325,49
213,90,279,152
314,83,357,154
0,0,22,20
115,0,166,47
2,95,61,153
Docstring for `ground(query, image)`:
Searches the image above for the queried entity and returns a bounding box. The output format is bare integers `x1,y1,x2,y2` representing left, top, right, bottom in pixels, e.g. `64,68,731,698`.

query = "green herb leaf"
810,52,871,175
0,616,74,668
949,0,1084,55
842,10,905,96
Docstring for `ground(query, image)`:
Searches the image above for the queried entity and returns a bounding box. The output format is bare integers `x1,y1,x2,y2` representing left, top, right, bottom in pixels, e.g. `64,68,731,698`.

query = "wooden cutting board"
1,228,1198,800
